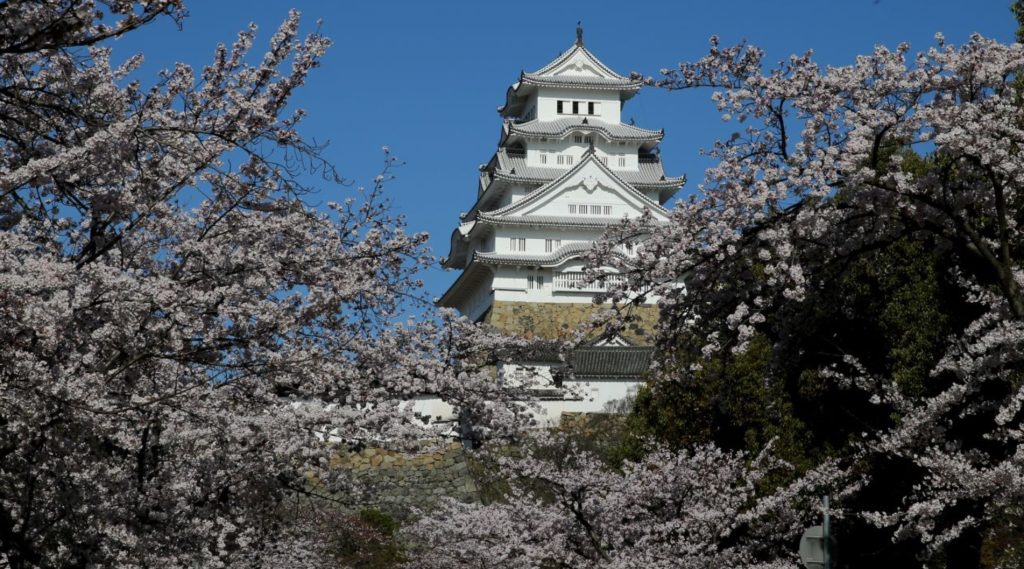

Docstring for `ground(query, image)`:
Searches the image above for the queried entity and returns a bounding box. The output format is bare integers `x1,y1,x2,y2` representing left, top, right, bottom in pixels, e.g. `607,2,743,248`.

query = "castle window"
557,100,564,114
618,155,626,168
509,237,526,251
545,239,561,253
568,204,576,214
588,102,596,115
603,205,612,215
540,152,547,164
557,154,574,166
572,101,580,114
574,134,583,143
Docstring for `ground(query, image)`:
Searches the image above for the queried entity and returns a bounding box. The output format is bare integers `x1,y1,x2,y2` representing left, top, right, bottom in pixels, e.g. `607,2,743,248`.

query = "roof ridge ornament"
576,21,584,47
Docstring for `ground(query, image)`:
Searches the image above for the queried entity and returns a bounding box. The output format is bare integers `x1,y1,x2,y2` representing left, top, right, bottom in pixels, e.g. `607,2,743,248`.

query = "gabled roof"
485,151,670,220
463,149,683,224
531,39,626,79
498,41,642,117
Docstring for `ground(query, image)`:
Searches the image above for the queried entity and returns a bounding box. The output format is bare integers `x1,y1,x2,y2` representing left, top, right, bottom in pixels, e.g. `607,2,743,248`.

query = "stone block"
487,301,658,344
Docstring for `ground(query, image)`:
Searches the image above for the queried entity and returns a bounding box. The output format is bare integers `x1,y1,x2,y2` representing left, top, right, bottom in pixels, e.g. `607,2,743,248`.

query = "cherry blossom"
0,2,531,566
586,32,1024,561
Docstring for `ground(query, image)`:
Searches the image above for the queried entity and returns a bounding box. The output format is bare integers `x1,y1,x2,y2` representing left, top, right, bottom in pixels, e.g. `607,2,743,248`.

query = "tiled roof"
499,43,641,116
475,213,626,229
436,260,492,308
519,74,642,90
505,118,663,143
570,346,654,379
474,241,603,267
491,148,684,190
500,341,655,379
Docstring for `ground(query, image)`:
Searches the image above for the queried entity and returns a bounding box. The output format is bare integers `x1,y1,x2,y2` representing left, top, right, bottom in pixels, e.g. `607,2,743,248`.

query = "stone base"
486,301,658,344
328,443,478,518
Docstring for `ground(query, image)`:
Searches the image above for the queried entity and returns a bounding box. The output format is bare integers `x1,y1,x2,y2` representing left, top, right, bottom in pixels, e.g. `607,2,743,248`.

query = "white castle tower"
438,28,684,421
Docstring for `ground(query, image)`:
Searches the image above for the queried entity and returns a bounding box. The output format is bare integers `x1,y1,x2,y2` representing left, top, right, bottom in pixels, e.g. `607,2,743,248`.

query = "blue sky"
120,1,1018,304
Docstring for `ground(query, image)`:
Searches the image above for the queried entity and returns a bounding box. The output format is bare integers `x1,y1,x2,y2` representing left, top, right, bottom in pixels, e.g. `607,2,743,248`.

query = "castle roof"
484,151,670,218
498,41,642,117
473,241,626,267
571,346,654,379
489,148,682,188
490,340,654,380
502,117,664,148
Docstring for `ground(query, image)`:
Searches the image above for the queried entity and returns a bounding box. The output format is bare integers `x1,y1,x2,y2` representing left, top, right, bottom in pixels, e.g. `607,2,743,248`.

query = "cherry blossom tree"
585,32,1024,565
405,433,833,569
0,2,532,567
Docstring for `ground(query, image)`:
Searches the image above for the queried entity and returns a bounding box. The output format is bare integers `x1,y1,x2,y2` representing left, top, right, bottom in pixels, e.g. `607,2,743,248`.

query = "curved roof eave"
437,261,494,307
500,118,663,148
475,244,629,269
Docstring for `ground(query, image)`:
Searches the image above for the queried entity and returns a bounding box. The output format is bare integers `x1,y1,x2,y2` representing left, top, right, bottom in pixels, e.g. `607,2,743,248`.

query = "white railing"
553,271,626,292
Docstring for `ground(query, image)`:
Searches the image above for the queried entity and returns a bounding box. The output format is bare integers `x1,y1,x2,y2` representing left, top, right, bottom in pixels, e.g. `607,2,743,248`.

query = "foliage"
0,1,532,566
620,333,810,473
324,509,405,569
404,432,829,569
579,30,1024,567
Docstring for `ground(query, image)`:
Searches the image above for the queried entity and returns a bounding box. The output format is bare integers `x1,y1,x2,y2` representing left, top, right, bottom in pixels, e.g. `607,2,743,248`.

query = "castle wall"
328,442,478,519
486,300,658,343
536,87,621,123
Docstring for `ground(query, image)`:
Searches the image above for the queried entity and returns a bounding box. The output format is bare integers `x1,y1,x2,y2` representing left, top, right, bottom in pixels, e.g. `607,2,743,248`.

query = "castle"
438,28,683,424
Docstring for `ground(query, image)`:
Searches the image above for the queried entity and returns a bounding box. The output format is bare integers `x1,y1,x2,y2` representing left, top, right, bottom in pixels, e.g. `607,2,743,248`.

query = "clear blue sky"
119,1,1018,305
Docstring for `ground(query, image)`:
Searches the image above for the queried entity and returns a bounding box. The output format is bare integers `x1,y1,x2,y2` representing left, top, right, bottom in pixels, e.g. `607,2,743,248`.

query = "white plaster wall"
492,226,605,255
492,264,623,304
526,140,640,171
406,381,644,429
535,379,643,425
500,362,644,426
493,266,597,304
535,87,621,123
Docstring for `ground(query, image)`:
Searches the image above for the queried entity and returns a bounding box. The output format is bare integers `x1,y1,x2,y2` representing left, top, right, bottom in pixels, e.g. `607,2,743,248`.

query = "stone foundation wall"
329,443,477,518
487,301,658,343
